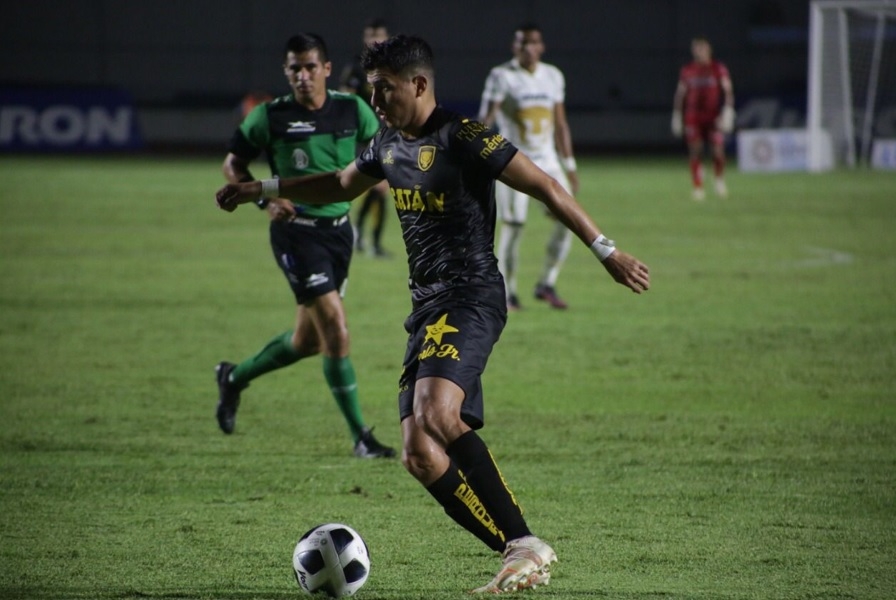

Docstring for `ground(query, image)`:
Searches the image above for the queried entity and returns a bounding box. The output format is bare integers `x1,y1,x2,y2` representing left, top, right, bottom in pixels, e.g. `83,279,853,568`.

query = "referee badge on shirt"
417,145,437,171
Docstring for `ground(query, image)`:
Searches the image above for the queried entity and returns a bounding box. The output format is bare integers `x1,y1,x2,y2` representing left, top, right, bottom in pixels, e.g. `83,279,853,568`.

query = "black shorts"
398,299,507,430
269,215,353,305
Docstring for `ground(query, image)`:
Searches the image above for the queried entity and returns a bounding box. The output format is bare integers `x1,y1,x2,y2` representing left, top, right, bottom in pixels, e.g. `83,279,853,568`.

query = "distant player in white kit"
479,23,578,310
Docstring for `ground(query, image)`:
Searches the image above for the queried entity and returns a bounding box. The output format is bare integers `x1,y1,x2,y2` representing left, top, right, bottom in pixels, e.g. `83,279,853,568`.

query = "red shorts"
684,113,724,146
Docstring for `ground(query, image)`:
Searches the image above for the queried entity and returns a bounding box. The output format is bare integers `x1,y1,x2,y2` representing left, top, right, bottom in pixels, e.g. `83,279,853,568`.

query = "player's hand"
717,106,736,133
216,181,261,212
601,250,650,294
567,170,580,195
267,198,296,221
671,110,683,137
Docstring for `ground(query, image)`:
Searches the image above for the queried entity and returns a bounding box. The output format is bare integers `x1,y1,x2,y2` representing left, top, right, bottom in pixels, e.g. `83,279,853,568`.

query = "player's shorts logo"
417,145,437,171
419,313,461,361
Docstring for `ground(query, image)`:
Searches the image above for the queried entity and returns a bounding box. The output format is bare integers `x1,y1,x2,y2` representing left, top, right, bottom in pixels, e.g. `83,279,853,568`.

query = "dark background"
0,0,811,150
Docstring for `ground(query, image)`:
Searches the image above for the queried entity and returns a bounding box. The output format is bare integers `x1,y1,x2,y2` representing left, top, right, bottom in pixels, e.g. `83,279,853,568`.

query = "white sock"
497,223,523,297
540,222,572,287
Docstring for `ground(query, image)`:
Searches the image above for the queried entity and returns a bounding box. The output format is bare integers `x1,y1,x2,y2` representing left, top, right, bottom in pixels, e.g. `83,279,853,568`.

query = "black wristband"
255,197,270,209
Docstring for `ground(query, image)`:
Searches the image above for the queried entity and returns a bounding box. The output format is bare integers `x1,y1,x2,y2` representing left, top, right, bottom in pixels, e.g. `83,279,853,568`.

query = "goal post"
807,0,896,170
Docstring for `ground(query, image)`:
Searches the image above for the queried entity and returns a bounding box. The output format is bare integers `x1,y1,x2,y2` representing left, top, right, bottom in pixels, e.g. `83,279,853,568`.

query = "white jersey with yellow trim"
479,58,565,164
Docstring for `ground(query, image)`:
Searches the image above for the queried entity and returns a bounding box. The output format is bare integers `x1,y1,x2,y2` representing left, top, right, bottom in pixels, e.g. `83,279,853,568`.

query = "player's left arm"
498,152,649,294
553,101,579,194
717,65,736,133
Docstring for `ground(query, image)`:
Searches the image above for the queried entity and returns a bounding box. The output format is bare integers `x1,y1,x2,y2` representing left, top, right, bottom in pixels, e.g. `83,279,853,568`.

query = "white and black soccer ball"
292,523,370,597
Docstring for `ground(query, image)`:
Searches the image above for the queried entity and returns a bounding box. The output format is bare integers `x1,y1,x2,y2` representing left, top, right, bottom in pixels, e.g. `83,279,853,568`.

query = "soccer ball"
292,523,370,597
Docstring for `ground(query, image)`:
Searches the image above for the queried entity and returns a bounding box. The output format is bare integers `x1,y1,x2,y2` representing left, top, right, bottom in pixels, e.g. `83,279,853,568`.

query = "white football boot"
692,187,706,201
471,536,557,594
714,178,728,198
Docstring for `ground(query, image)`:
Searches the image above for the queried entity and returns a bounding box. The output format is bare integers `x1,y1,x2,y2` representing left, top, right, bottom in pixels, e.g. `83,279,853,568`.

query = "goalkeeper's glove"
671,110,683,137
718,105,736,133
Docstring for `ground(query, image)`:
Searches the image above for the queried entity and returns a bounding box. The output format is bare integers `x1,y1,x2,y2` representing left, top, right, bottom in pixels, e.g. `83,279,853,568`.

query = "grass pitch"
1,155,894,599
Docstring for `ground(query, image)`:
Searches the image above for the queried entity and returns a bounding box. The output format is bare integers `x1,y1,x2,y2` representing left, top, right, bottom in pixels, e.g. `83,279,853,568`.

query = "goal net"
807,0,896,170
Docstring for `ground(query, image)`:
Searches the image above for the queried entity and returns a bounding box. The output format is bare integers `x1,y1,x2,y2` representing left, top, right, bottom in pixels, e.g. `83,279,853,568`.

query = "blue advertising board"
0,86,143,152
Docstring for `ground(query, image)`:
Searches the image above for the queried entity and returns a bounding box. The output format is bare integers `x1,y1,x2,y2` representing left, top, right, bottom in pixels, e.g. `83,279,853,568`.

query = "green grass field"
1,155,894,600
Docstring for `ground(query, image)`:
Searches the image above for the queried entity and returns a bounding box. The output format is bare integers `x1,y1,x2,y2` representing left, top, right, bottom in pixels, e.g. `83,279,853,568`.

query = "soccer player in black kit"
216,34,650,594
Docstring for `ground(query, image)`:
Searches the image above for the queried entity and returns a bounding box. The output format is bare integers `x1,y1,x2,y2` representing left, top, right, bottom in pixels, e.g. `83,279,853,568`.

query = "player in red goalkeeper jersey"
671,37,735,200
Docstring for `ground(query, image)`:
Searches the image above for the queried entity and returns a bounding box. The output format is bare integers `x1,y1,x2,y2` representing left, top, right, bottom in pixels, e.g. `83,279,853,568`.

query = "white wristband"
561,156,577,172
260,178,280,198
589,234,617,262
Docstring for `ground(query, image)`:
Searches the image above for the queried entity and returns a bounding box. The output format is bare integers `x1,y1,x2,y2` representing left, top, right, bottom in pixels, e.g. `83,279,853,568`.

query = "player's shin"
231,330,301,386
322,356,365,442
426,466,507,552
446,431,532,545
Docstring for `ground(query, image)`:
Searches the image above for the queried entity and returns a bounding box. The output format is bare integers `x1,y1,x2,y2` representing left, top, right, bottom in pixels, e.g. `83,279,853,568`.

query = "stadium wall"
1,0,810,152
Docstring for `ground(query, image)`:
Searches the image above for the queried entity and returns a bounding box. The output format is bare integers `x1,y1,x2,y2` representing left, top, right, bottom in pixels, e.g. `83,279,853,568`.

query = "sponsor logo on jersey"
417,145,437,171
382,147,395,164
456,119,489,141
518,92,552,102
390,186,446,213
287,120,316,133
419,313,461,361
480,133,508,159
292,148,309,170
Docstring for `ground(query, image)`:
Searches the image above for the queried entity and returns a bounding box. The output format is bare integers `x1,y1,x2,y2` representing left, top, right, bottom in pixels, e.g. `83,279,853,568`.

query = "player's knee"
401,443,438,481
290,330,321,358
321,330,350,357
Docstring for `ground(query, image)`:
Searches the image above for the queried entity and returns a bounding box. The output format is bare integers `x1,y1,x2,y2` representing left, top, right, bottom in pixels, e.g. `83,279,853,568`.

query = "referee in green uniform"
214,33,394,458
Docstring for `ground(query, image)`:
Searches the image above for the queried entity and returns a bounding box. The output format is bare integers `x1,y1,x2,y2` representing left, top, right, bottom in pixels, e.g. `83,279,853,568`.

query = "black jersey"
356,107,518,310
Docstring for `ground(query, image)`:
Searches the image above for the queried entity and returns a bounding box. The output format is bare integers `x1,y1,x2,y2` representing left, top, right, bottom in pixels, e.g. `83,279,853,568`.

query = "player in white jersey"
479,23,578,310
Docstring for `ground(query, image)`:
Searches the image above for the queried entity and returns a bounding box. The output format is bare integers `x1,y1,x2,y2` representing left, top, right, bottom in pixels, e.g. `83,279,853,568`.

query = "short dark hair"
515,22,541,35
365,17,388,30
360,34,433,77
284,33,329,62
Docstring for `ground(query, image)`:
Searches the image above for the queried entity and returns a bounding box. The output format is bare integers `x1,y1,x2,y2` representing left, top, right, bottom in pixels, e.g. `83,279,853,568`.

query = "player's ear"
412,74,428,97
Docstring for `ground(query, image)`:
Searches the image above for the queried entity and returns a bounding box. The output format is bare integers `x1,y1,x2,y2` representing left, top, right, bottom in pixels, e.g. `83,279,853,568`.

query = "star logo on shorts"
424,313,459,345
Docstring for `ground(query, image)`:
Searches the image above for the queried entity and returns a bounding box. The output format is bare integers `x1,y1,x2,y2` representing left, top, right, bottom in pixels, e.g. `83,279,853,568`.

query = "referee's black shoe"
215,362,246,434
354,427,396,458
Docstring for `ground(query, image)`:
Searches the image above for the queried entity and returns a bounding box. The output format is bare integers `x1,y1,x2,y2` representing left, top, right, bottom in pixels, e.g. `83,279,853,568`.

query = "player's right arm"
478,67,505,128
479,100,501,128
671,77,687,137
216,162,380,212
222,152,253,184
222,108,298,221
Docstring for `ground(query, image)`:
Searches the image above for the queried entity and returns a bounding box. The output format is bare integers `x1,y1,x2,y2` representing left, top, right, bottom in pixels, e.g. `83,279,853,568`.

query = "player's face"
367,69,419,130
691,40,712,64
512,30,544,69
283,49,332,107
363,26,388,48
